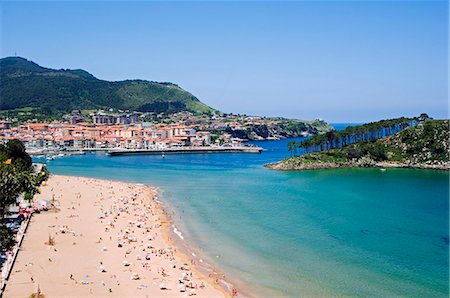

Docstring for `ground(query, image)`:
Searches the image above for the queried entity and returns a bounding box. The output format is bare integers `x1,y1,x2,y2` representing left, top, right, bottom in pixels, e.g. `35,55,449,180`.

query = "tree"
418,113,431,121
347,147,363,160
292,141,298,157
0,224,16,251
1,139,32,169
287,141,296,157
368,143,387,161
300,116,421,153
0,140,40,252
0,164,37,217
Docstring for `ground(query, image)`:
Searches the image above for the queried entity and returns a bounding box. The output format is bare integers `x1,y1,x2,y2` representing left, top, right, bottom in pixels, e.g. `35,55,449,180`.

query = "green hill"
0,57,215,115
267,119,450,170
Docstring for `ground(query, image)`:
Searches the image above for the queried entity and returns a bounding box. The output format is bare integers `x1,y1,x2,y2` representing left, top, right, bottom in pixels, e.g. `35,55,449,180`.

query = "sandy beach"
3,175,227,297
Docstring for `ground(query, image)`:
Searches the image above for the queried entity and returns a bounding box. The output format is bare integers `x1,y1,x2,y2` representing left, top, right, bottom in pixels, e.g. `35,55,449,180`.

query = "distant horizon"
1,1,447,122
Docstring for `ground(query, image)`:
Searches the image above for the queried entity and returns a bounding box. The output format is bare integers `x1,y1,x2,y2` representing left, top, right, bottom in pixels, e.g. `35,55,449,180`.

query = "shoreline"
265,160,450,171
152,190,247,298
3,174,234,297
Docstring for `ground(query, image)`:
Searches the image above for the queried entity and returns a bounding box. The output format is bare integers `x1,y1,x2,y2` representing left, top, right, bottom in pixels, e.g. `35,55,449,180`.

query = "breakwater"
106,146,263,156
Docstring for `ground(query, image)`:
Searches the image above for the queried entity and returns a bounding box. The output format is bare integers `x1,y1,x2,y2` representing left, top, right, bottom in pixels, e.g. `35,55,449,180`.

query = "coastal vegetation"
267,118,449,170
300,114,429,153
287,140,299,157
0,140,47,251
220,118,331,141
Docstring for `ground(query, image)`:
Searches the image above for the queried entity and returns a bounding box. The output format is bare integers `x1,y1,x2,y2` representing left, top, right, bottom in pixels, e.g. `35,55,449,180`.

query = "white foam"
173,226,184,240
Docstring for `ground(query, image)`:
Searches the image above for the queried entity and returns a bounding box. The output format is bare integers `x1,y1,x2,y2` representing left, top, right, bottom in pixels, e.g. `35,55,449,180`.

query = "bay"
38,132,449,297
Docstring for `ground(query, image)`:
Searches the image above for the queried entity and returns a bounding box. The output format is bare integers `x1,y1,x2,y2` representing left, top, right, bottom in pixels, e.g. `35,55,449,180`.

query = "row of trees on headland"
287,114,431,156
0,140,48,251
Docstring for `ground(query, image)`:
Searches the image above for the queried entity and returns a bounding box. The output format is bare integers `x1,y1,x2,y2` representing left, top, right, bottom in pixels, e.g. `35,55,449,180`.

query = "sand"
3,175,227,297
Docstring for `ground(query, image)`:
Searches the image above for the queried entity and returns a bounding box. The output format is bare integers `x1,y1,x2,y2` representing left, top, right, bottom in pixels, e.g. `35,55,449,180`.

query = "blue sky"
0,1,447,122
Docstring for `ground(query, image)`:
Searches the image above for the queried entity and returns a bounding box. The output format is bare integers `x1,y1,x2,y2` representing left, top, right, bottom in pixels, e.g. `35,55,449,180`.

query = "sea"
35,123,449,297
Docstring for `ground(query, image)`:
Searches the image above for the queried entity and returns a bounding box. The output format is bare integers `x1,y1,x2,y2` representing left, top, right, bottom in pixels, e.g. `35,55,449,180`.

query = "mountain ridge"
0,57,215,114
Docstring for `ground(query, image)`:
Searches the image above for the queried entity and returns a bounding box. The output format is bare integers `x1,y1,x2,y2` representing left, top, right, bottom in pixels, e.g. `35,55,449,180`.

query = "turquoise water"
39,137,449,297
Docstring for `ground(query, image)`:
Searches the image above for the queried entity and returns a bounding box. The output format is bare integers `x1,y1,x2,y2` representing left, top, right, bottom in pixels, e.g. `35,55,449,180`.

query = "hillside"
267,119,450,170
0,57,215,115
224,118,332,141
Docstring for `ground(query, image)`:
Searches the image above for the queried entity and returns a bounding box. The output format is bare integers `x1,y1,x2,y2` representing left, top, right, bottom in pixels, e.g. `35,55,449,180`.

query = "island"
267,116,449,171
